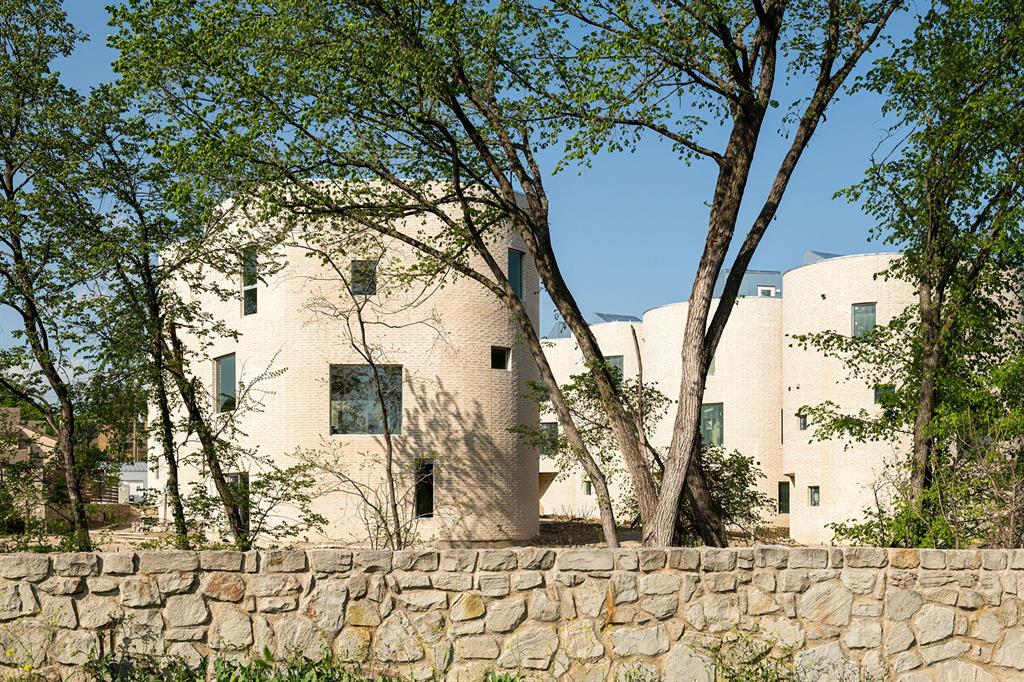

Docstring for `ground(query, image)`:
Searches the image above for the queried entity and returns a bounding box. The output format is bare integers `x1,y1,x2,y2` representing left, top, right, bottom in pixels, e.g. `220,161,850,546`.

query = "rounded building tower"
152,215,540,546
782,253,914,544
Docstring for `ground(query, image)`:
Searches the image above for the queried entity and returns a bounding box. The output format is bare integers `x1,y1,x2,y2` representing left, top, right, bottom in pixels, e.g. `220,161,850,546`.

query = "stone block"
203,572,246,602
439,550,477,572
393,549,439,572
788,548,828,569
0,553,49,581
610,624,669,656
138,551,199,574
455,635,500,660
668,548,700,571
100,551,136,575
478,574,510,597
754,546,789,568
516,548,554,570
701,549,736,572
120,577,161,607
844,547,888,568
262,550,306,573
638,550,666,571
200,551,244,572
354,550,392,573
556,550,613,572
164,594,209,627
307,549,352,573
485,598,526,632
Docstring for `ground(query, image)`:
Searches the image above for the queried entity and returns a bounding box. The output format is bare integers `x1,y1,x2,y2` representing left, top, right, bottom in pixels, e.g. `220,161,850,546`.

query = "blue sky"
2,1,915,339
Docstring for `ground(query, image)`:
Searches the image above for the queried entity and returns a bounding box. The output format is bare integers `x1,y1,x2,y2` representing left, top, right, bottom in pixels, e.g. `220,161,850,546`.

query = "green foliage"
707,629,803,681
797,0,1024,548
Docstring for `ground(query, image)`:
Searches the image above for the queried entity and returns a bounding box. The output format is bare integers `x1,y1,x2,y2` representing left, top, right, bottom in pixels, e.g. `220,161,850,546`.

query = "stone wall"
1,546,1023,680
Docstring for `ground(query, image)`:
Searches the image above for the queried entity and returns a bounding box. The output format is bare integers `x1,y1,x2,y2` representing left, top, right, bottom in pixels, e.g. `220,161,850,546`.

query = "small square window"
491,346,511,370
351,260,377,295
874,385,896,404
757,285,777,297
809,486,821,507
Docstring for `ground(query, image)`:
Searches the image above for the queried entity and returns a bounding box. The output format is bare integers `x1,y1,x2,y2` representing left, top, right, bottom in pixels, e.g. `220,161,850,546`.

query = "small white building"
540,251,914,544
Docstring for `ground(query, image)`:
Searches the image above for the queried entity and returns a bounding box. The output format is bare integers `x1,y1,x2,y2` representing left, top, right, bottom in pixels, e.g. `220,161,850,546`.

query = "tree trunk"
165,322,249,549
153,354,190,549
912,283,941,503
56,407,91,552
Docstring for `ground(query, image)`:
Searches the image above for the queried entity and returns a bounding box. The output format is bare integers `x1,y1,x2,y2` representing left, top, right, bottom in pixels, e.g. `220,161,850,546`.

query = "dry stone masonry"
0,547,1022,680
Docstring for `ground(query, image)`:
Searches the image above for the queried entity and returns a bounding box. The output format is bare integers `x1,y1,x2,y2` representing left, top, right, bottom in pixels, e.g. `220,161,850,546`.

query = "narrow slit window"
583,478,593,496
242,248,258,315
508,249,524,299
225,472,250,533
777,481,790,514
491,346,511,370
215,354,236,413
798,410,809,431
809,486,821,507
415,460,434,519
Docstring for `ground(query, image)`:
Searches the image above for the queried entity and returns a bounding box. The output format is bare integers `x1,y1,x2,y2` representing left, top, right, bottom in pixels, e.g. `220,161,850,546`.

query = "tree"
110,0,899,546
797,0,1024,546
0,0,97,550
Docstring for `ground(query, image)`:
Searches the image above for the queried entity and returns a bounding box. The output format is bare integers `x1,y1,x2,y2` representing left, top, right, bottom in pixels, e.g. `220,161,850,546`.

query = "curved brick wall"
1,547,1022,680
154,215,541,545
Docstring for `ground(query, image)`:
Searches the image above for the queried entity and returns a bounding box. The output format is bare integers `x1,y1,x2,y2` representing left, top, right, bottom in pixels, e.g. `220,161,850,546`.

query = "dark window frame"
777,481,790,514
351,259,378,296
415,459,434,519
508,249,524,299
242,248,258,316
491,346,511,370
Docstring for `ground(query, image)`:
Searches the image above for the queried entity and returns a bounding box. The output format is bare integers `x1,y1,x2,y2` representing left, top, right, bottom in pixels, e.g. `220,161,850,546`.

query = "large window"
242,249,258,315
700,403,724,447
508,249,524,299
351,260,377,296
415,459,434,519
777,481,790,514
215,354,236,413
330,365,403,434
852,303,876,337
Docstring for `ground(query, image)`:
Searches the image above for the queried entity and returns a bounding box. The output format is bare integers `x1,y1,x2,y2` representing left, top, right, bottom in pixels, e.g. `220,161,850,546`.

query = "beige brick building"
541,252,915,544
151,213,541,547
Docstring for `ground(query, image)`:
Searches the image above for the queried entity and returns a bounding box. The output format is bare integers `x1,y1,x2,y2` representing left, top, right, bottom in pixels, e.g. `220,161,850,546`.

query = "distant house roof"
803,249,843,264
712,268,783,299
591,312,642,324
545,311,640,339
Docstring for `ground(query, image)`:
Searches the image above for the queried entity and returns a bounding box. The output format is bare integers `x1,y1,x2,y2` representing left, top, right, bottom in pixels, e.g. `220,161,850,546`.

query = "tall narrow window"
215,354,236,413
708,355,716,376
777,481,790,514
351,260,377,295
583,478,593,496
415,460,434,519
225,472,250,533
540,421,558,456
330,365,403,434
700,403,724,447
242,248,258,315
798,410,809,431
808,486,821,507
852,303,876,337
508,249,524,299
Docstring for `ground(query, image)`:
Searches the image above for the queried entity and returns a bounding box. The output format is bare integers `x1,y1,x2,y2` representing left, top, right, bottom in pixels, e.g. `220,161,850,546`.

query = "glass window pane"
415,460,434,519
777,481,790,514
508,249,524,299
216,354,236,413
330,364,402,434
700,403,724,447
606,355,624,381
351,260,377,295
852,303,876,337
243,287,257,315
243,249,258,287
809,486,821,507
